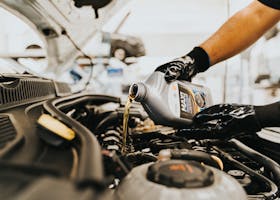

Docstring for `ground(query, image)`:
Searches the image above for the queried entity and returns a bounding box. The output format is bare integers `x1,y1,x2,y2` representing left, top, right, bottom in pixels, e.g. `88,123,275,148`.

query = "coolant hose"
230,139,280,187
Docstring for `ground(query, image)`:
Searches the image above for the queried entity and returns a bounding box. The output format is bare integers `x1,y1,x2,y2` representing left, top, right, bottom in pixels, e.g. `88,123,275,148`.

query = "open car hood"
0,0,128,74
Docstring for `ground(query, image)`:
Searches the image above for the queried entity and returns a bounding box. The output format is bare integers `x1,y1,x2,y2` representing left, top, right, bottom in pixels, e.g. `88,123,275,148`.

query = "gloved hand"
155,56,197,82
186,104,262,138
155,47,210,82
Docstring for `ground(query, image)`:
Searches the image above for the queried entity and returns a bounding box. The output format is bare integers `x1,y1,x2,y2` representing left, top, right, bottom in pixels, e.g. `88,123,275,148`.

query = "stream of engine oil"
122,95,134,153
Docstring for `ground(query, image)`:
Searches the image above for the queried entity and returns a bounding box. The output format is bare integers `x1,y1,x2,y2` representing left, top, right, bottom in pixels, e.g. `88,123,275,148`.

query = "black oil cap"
147,160,214,188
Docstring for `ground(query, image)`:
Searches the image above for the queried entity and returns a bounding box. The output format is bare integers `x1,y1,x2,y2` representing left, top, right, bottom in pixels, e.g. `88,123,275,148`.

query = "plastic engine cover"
115,160,247,200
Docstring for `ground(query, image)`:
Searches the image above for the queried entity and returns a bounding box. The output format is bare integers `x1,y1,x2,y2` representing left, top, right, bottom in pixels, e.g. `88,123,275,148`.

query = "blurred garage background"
0,0,279,104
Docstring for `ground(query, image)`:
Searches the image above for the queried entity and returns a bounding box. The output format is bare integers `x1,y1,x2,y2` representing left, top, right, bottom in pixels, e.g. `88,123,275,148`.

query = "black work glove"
185,104,262,138
155,47,210,82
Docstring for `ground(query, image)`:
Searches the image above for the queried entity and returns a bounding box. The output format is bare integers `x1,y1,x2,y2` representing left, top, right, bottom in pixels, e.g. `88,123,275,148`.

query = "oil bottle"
129,71,212,128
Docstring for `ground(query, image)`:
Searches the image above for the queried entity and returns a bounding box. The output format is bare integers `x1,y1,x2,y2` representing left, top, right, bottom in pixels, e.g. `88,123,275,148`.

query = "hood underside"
0,0,128,74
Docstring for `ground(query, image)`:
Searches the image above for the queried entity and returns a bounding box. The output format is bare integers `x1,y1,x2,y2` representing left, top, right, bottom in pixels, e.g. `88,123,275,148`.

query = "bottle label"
178,84,200,118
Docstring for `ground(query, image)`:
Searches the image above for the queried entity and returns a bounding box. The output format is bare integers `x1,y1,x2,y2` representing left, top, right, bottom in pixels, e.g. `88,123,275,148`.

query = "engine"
0,75,278,199
64,95,280,200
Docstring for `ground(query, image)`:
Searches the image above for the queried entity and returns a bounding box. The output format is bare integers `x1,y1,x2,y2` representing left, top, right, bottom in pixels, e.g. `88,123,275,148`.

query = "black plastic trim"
42,93,120,183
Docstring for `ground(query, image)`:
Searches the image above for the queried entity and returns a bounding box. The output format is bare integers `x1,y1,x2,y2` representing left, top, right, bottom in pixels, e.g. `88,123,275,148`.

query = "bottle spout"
129,83,147,102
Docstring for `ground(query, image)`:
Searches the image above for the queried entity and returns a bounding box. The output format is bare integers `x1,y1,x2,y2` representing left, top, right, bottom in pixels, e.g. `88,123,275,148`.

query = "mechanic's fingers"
155,64,168,73
164,65,182,82
193,112,225,123
194,104,237,118
195,104,225,115
194,112,235,123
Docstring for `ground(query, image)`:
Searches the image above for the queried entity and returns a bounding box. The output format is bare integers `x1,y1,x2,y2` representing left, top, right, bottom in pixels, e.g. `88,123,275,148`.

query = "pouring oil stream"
122,94,134,153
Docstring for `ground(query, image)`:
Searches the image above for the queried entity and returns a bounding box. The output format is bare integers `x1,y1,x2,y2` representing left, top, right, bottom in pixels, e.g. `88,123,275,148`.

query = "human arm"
156,0,280,81
201,0,280,65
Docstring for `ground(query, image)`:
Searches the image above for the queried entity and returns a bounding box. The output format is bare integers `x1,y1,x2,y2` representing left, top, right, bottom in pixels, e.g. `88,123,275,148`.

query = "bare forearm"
200,0,280,66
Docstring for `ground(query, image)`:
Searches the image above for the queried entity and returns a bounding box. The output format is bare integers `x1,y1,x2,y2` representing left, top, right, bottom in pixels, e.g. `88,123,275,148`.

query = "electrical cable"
62,30,94,92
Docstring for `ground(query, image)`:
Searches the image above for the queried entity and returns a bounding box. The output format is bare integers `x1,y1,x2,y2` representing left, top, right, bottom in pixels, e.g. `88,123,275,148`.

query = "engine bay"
0,75,279,200
0,0,279,199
